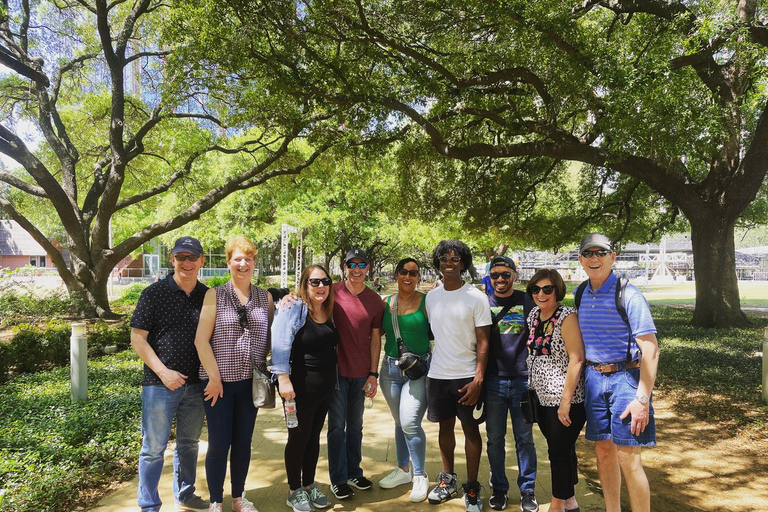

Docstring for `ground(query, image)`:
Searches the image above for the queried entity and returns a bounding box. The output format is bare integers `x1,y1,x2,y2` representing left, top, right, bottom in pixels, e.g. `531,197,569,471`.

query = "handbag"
520,388,539,424
521,340,541,424
390,294,429,380
252,366,276,409
230,286,276,409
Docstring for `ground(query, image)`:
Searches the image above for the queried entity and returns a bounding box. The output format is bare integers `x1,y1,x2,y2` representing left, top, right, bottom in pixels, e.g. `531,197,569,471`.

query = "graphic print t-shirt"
488,290,534,378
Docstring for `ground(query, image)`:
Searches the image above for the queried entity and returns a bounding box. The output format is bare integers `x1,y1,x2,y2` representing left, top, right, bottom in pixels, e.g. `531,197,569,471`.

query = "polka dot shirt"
131,274,209,386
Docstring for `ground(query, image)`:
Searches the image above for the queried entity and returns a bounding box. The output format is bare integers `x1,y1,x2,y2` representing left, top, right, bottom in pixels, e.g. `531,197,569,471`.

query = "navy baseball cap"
490,255,516,271
171,237,204,257
344,248,369,265
579,233,613,253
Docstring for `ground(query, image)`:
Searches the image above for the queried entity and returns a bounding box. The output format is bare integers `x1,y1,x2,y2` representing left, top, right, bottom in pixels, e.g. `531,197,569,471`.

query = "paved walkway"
91,395,605,512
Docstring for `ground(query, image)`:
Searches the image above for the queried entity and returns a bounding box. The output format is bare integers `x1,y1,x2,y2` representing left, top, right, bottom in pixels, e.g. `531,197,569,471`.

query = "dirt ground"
575,388,768,512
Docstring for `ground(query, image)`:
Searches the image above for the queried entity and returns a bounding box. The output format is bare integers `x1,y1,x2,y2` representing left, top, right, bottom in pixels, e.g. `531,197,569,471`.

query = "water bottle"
284,399,298,428
364,382,374,409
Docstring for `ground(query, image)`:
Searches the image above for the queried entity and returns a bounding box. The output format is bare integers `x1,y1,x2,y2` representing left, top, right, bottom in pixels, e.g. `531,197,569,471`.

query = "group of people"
131,232,660,512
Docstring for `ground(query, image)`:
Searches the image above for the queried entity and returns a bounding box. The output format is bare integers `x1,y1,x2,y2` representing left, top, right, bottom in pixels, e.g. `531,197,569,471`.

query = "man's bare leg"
617,445,650,512
460,420,482,482
438,418,457,473
595,440,622,512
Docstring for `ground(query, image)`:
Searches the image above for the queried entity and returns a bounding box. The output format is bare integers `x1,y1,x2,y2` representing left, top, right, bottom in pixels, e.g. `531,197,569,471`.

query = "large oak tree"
0,0,335,317
200,0,768,327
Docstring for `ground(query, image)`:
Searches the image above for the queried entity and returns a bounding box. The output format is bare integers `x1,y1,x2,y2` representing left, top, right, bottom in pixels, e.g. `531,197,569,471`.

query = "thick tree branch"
0,172,48,197
0,46,49,86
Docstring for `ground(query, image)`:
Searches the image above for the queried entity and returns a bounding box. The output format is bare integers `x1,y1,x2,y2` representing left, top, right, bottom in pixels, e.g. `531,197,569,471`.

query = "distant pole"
763,328,768,404
71,323,88,402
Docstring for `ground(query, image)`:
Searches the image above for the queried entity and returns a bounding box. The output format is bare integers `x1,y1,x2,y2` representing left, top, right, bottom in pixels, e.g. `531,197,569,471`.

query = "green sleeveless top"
382,294,430,357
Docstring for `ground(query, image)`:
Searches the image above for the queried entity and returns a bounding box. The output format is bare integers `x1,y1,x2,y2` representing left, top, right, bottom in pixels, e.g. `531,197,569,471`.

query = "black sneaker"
489,489,508,510
520,492,539,512
330,483,355,499
347,476,373,490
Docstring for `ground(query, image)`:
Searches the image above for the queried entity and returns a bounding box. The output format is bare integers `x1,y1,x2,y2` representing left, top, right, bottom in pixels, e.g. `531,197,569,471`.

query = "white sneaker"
379,467,412,489
410,473,429,502
232,492,258,512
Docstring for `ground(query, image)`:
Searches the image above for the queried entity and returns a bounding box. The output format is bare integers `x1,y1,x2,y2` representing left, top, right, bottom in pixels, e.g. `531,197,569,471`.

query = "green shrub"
87,320,131,356
4,323,71,375
111,283,148,306
204,274,231,287
0,290,72,328
0,351,143,512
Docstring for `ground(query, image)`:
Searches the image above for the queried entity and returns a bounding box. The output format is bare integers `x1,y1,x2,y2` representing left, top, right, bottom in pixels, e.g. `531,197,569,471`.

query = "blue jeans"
327,375,366,484
484,376,537,494
138,382,205,512
379,356,428,475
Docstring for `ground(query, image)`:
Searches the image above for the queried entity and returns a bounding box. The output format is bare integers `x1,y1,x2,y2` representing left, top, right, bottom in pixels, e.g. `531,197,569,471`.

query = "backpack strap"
574,280,588,310
615,276,632,362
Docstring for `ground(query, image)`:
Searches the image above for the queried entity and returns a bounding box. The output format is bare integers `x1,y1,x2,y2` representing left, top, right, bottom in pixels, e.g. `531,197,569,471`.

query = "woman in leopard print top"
525,269,585,512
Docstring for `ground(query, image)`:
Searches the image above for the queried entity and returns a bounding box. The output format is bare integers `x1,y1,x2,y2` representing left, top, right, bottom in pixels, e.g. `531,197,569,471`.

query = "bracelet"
369,371,379,378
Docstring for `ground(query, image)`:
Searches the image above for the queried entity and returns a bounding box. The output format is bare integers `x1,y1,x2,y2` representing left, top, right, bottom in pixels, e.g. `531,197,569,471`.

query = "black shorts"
426,376,482,425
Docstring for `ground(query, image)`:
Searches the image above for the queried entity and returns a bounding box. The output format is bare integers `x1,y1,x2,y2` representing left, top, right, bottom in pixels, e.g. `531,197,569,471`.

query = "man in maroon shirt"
327,248,384,500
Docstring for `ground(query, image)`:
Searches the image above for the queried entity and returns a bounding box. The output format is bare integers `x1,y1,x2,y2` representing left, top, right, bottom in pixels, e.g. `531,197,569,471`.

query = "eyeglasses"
398,269,420,277
439,256,461,263
236,305,248,329
346,262,367,269
490,271,512,280
580,249,610,259
529,285,555,295
308,277,332,287
174,254,200,262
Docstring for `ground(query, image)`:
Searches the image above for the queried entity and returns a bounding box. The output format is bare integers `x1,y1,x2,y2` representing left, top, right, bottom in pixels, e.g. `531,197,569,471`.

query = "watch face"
636,395,650,404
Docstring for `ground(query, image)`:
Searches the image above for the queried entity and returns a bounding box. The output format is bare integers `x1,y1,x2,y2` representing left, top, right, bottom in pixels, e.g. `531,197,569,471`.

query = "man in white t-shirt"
425,240,492,512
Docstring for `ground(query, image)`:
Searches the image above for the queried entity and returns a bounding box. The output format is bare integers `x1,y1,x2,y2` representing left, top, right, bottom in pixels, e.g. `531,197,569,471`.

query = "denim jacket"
269,300,308,375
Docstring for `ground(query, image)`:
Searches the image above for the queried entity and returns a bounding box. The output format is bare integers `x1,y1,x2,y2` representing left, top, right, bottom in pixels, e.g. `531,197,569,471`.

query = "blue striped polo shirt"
576,272,656,364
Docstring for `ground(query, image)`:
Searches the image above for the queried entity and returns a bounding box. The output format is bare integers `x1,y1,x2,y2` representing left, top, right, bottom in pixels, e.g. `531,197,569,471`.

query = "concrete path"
91,395,605,512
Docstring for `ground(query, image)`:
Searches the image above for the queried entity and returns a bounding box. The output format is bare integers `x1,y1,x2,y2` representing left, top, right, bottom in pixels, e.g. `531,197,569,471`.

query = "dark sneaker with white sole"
520,492,539,512
347,476,373,490
331,482,355,499
489,489,508,510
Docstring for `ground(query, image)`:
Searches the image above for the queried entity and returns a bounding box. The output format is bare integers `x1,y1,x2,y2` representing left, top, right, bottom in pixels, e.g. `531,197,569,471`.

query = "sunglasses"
490,271,512,280
398,269,420,277
174,254,200,262
439,256,461,263
581,249,610,259
346,262,367,269
529,285,555,295
236,305,248,329
308,277,332,287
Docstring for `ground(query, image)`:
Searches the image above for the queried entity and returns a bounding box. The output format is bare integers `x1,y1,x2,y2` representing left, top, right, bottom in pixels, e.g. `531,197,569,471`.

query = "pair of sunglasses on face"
490,271,512,280
530,285,555,295
308,277,332,287
347,262,367,269
174,254,200,262
398,269,420,277
580,249,610,259
439,256,461,263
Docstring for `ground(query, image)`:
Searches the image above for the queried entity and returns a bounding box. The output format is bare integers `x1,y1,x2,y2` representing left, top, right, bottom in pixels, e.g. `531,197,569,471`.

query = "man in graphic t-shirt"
484,256,538,512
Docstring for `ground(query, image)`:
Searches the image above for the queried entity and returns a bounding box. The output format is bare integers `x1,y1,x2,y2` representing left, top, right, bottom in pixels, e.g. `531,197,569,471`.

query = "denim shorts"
584,365,656,446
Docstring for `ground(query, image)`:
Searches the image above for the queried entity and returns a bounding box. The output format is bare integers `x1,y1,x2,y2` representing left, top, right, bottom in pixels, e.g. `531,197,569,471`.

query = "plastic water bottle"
284,399,298,428
364,382,374,409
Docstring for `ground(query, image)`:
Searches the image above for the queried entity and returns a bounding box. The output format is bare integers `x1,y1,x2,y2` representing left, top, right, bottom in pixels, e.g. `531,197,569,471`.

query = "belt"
587,360,640,374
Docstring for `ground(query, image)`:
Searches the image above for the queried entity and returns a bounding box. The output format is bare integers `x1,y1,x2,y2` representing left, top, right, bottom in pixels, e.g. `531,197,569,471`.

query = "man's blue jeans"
485,376,537,494
327,376,366,485
138,382,205,512
379,356,428,475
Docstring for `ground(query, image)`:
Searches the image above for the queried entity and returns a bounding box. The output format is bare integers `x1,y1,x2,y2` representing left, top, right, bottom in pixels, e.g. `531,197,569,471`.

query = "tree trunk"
689,216,750,328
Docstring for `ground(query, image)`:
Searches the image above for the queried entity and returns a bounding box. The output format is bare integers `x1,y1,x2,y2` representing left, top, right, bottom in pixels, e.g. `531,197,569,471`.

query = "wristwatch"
635,394,650,405
369,371,379,378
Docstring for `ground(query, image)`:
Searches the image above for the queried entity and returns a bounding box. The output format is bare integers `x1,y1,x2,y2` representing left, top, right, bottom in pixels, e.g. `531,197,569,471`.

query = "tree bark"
689,216,750,328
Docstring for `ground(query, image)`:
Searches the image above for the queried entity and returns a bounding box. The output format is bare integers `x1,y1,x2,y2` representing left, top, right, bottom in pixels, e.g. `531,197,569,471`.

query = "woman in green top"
377,258,431,502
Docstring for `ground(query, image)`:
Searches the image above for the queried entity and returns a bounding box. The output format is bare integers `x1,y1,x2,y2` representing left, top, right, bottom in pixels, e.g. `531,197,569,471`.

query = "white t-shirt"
426,281,492,379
